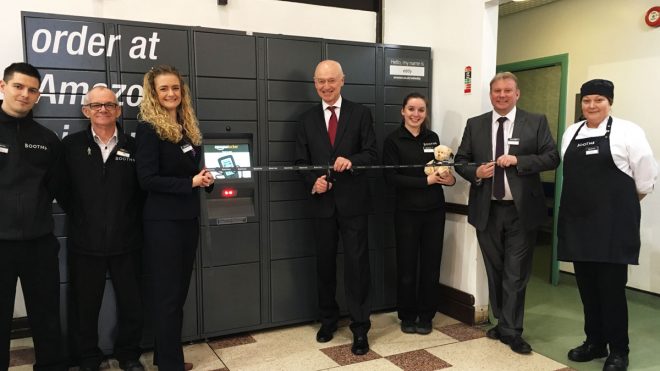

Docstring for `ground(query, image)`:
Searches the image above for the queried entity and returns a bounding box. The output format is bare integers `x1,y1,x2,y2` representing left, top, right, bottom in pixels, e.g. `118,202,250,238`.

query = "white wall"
498,0,660,293
383,0,499,315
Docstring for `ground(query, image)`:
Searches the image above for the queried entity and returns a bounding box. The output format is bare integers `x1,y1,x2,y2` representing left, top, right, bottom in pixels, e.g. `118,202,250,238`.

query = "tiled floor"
10,236,660,370
9,312,570,371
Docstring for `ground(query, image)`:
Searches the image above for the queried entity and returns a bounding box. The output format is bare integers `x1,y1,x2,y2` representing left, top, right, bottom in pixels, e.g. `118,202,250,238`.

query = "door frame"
497,53,568,286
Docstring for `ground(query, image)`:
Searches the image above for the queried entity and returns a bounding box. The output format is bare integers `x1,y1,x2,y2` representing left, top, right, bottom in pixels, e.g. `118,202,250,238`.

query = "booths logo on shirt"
24,143,48,151
576,141,596,148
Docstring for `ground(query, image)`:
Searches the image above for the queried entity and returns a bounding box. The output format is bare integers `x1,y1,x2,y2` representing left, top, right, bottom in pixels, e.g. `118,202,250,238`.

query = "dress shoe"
400,320,416,334
567,342,608,362
351,334,369,356
316,324,337,343
415,321,433,335
603,353,628,371
119,359,145,371
486,325,500,340
501,335,532,354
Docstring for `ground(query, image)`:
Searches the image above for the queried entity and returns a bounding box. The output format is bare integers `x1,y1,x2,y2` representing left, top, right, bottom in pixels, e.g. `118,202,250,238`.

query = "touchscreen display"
204,143,252,180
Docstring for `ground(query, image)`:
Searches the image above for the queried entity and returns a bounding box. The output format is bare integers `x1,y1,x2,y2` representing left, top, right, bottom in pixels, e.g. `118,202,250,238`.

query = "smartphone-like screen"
203,143,251,180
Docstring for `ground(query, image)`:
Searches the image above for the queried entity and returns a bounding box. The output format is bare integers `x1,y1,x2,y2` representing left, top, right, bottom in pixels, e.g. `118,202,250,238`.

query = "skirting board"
437,283,478,325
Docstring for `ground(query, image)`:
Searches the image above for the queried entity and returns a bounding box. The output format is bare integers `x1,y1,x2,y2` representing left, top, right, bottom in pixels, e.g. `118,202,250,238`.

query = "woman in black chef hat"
557,79,658,371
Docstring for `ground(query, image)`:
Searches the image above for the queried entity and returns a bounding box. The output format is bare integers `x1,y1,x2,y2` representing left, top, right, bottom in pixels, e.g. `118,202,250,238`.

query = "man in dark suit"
454,72,559,354
295,60,378,356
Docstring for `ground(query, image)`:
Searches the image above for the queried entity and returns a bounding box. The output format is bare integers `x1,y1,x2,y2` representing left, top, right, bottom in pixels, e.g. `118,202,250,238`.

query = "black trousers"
395,208,445,323
68,251,143,367
143,219,198,371
573,261,629,354
315,213,371,335
476,202,536,337
0,234,67,371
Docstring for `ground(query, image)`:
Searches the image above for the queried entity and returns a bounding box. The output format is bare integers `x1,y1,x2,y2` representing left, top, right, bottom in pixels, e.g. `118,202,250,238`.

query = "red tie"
327,106,337,146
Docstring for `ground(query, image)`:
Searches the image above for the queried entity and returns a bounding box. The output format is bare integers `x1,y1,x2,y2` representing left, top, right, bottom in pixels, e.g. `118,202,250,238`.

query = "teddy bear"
424,144,454,176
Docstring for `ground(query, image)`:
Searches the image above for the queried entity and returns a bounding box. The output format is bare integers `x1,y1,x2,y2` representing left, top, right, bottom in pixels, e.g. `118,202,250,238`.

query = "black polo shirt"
383,125,446,211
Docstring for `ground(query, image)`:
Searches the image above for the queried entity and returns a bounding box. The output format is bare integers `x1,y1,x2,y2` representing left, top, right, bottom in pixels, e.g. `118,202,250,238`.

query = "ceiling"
499,0,561,17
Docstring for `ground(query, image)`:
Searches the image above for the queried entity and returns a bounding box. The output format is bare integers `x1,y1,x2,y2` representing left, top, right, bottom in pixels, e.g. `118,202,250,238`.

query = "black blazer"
135,122,211,220
454,109,559,231
295,98,378,218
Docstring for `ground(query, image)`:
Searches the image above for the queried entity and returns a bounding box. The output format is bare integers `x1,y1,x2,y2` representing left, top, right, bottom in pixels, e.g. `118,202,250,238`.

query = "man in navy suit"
295,60,377,356
454,72,559,354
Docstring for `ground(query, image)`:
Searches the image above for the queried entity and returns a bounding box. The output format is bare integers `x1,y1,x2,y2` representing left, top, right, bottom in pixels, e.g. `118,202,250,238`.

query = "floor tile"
386,349,451,371
9,337,35,369
181,343,228,370
8,348,34,368
215,323,342,371
436,322,486,342
430,312,461,328
426,337,567,371
323,358,402,370
9,338,34,349
7,366,32,371
209,334,257,350
367,312,457,357
320,344,381,366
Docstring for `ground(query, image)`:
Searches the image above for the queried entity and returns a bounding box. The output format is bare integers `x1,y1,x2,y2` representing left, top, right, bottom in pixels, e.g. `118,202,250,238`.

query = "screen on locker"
204,143,252,180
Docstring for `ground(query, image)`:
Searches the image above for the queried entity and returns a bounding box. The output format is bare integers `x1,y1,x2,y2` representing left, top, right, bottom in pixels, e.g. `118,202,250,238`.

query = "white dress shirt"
561,116,658,194
92,126,118,163
321,96,342,130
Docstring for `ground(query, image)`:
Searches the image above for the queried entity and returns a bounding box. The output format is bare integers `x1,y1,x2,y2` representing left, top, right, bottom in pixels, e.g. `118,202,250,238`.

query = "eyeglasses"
84,102,119,111
314,78,340,85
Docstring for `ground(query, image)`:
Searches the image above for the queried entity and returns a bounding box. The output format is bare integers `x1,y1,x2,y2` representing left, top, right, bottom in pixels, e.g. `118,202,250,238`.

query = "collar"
91,124,118,145
492,106,517,125
322,96,343,111
584,116,610,130
397,123,431,139
0,100,34,122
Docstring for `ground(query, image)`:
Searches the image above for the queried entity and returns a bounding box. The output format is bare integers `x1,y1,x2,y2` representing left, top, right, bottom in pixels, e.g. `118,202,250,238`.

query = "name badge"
585,146,599,156
423,142,437,153
116,149,130,158
0,144,8,154
508,138,520,146
181,144,193,153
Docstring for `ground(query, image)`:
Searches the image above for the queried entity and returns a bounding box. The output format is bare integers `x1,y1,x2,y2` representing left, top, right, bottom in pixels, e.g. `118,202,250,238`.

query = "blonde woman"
136,65,213,371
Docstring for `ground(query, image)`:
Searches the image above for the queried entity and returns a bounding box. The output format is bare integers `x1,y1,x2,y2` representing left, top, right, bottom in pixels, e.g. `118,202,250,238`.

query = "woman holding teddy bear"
383,92,455,335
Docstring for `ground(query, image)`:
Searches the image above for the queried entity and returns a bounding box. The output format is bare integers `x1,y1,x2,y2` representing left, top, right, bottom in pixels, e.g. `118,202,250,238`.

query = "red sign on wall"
464,66,472,94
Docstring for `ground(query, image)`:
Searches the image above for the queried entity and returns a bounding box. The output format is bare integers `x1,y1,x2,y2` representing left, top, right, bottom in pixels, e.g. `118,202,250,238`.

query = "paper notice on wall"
388,58,427,82
389,65,425,78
